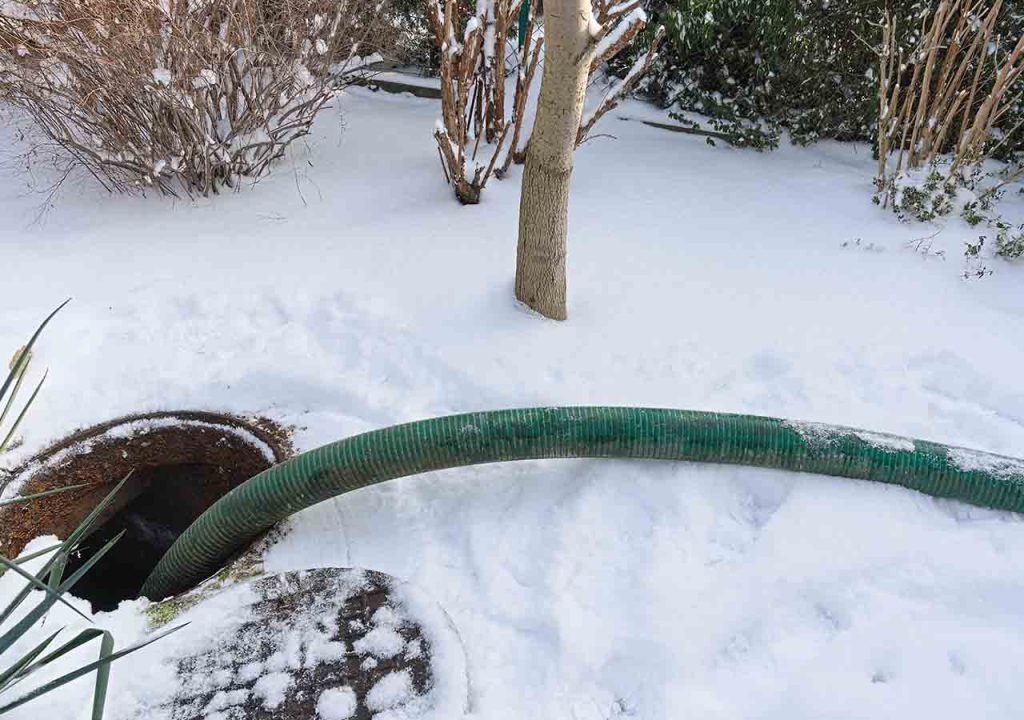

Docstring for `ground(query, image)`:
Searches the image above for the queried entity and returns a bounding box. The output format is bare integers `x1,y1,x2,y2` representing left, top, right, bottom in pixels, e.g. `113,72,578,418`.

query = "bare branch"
0,0,385,194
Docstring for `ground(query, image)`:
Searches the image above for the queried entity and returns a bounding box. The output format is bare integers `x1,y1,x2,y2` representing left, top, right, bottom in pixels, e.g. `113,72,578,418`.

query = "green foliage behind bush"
628,0,1023,154
638,0,796,148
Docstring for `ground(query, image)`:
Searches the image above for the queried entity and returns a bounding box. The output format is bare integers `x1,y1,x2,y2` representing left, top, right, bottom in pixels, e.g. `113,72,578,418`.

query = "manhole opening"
0,412,291,613
65,462,251,612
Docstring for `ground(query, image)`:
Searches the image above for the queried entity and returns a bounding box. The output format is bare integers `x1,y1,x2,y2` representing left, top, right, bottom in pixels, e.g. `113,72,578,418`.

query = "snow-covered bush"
876,1,1024,204
989,220,1024,259
886,168,956,223
0,0,383,195
386,0,443,69
773,0,882,146
963,219,1024,277
430,0,662,204
629,0,795,149
624,0,911,149
874,0,1024,270
626,0,1024,154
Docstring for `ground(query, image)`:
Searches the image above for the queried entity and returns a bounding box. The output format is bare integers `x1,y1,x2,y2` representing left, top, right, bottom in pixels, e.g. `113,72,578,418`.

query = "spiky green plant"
0,304,183,717
0,301,68,456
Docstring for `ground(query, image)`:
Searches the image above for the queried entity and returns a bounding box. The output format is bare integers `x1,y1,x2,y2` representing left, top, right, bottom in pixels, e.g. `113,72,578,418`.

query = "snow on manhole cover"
160,568,467,720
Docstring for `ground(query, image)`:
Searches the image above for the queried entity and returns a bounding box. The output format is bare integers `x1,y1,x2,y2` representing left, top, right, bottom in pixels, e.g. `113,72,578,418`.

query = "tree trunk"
514,0,593,321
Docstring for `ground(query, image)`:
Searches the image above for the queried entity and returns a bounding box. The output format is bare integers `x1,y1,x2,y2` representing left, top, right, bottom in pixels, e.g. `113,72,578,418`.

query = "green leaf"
91,632,114,720
0,556,90,623
0,372,47,454
61,474,131,551
0,555,60,628
0,358,30,441
0,484,93,509
10,543,63,565
0,300,69,408
0,532,122,656
0,623,186,716
54,532,124,599
46,552,66,591
0,630,61,693
15,628,104,682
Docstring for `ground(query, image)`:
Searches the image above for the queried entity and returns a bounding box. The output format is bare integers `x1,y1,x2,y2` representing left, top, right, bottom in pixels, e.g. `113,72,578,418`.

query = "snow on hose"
141,406,1024,600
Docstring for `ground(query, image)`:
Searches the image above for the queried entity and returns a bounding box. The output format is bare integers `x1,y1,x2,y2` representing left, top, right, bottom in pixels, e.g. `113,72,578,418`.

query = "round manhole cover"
156,568,468,720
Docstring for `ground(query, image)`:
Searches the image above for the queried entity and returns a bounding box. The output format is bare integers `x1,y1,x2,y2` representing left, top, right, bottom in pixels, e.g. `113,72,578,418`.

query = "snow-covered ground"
2,87,1024,719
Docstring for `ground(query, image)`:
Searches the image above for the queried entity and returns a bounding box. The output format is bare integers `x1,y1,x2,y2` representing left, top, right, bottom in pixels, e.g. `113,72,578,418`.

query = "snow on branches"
0,0,386,195
876,0,1024,207
429,0,540,204
429,0,662,204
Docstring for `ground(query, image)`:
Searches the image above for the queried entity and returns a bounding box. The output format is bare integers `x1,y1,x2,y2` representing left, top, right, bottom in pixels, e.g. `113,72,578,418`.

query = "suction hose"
141,407,1024,600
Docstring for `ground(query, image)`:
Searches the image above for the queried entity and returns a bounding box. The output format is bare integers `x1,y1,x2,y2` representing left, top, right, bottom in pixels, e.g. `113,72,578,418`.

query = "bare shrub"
876,0,1024,207
0,0,385,195
429,0,537,204
429,0,662,204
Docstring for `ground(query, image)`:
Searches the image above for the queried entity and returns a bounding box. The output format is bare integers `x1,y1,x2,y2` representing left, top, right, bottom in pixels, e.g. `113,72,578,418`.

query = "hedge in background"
627,0,1024,155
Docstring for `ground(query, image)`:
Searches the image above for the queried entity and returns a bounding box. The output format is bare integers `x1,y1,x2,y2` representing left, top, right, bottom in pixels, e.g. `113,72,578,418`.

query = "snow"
252,671,292,709
354,625,406,658
367,669,416,712
783,420,841,447
204,688,250,713
1,85,1024,719
591,8,647,63
191,69,218,89
854,431,916,453
292,61,315,89
237,661,264,682
780,422,918,453
317,686,358,719
947,447,1024,477
0,0,41,21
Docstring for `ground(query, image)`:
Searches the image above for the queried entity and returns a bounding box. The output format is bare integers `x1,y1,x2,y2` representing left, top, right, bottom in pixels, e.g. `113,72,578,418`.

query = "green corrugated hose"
141,407,1024,600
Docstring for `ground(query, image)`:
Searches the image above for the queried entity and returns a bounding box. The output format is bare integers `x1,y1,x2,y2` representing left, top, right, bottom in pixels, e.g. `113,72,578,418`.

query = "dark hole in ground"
0,412,290,613
64,462,243,612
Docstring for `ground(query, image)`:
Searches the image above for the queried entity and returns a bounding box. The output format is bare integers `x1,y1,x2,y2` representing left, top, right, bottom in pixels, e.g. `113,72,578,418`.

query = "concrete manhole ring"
0,410,293,610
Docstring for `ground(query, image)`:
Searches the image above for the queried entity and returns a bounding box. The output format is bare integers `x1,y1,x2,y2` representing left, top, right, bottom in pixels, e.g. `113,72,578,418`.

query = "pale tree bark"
514,0,594,321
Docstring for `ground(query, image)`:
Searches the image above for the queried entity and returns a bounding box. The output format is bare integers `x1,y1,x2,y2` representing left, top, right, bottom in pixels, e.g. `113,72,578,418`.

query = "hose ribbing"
141,407,1024,600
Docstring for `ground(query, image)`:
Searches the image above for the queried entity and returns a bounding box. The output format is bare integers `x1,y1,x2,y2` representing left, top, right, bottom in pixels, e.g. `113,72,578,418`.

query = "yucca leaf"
0,301,176,718
0,483,93,509
0,622,186,715
61,474,131,552
90,632,114,720
13,628,104,683
10,543,63,565
0,629,61,692
0,580,71,657
0,532,122,656
0,556,90,622
53,532,124,599
0,358,29,440
0,300,69,406
0,555,60,627
45,552,66,591
0,372,47,454
0,473,128,593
